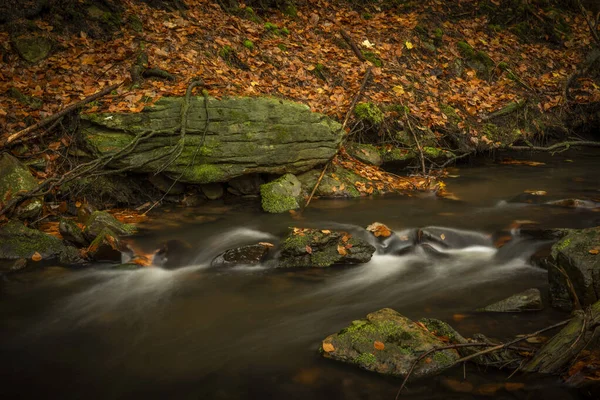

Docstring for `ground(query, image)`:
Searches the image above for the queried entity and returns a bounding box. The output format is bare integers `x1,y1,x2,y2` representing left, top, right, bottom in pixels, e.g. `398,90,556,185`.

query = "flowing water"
1,150,600,399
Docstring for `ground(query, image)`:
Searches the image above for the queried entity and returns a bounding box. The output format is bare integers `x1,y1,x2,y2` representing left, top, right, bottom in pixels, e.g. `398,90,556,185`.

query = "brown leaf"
322,342,335,352
305,245,313,254
374,341,385,350
31,252,42,262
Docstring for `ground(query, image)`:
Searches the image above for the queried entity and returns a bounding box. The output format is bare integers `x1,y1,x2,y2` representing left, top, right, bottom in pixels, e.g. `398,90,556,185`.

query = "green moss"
552,237,572,258
264,22,278,31
355,102,384,125
498,61,509,70
362,13,373,20
277,43,287,51
354,352,377,366
219,45,234,59
362,51,382,67
260,175,301,213
440,104,460,123
433,28,443,39
423,147,446,158
280,27,290,35
432,350,455,366
243,39,254,51
457,41,475,59
186,163,227,183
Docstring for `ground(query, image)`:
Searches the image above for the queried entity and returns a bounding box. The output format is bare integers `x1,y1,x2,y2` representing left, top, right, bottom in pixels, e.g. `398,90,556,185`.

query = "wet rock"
508,192,548,205
201,183,224,200
148,173,185,195
59,218,88,248
545,199,599,209
12,34,53,63
477,288,543,312
83,211,136,242
86,228,122,262
346,143,383,166
260,173,302,213
0,220,80,264
227,174,263,196
549,227,600,311
297,165,364,198
211,243,272,267
81,97,343,183
0,153,43,219
320,308,459,378
278,228,375,268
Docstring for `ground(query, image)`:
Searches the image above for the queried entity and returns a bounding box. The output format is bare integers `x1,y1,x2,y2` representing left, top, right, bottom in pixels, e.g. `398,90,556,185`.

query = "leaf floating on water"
305,245,313,254
499,159,546,167
337,245,347,256
440,233,446,240
31,252,42,262
374,341,385,350
322,342,335,353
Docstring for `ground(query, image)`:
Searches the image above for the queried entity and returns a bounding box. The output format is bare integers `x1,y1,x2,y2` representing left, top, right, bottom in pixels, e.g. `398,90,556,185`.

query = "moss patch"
355,102,384,125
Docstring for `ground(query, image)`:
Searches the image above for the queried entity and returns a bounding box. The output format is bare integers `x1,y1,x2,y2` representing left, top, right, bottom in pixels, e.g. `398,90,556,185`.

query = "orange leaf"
305,245,313,254
374,341,385,350
589,249,599,255
337,245,347,256
322,342,335,352
31,252,42,262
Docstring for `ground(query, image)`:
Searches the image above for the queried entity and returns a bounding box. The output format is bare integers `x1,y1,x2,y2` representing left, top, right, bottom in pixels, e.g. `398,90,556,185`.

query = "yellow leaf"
440,233,446,240
392,85,405,96
374,341,385,350
31,252,42,262
322,342,335,352
405,41,413,49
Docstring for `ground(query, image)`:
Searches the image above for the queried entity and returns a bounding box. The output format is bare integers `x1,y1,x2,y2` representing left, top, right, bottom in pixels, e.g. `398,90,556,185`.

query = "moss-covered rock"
0,220,80,264
59,218,88,248
548,227,600,311
11,34,53,63
83,211,136,241
0,153,43,219
320,308,459,378
278,228,375,268
86,227,122,262
260,173,302,213
346,143,383,166
297,165,366,198
81,96,344,184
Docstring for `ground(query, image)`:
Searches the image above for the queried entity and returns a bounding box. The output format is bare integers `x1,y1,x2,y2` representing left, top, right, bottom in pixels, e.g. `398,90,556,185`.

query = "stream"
1,150,599,399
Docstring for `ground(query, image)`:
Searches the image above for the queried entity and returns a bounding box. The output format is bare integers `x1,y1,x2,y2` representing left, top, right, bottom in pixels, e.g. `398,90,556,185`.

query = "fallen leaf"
337,245,347,256
305,245,313,254
322,342,335,352
452,314,468,322
31,252,42,261
405,41,413,49
374,341,385,350
321,229,331,234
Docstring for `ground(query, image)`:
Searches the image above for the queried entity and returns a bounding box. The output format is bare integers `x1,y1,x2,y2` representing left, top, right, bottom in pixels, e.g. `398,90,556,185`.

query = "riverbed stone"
278,228,375,268
80,96,344,183
211,243,272,267
477,288,543,312
320,308,460,378
0,153,43,219
227,174,263,196
260,173,302,213
59,218,88,248
0,220,80,264
549,227,600,311
83,211,137,241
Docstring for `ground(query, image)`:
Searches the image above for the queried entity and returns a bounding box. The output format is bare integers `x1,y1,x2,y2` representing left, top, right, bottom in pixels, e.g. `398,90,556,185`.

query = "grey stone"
59,218,88,248
346,143,383,166
12,35,53,63
211,243,272,267
260,173,302,213
477,288,543,312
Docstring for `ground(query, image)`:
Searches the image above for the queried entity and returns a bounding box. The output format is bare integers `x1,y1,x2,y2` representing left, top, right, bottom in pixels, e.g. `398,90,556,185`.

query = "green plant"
243,39,255,51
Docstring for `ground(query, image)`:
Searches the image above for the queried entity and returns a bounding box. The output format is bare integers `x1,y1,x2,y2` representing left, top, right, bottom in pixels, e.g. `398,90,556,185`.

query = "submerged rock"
0,220,80,264
477,288,543,312
81,96,343,184
549,227,600,311
260,173,302,213
83,211,136,242
0,153,43,219
278,228,375,268
320,308,459,378
211,243,272,267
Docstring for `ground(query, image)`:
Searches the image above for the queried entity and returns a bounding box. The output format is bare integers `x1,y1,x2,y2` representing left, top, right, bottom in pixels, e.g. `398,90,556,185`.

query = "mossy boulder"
297,165,366,198
86,228,122,262
260,173,302,213
83,211,136,242
59,218,88,248
320,308,459,378
354,102,384,125
81,97,343,183
278,228,375,268
477,288,543,312
549,227,600,311
346,143,383,166
0,220,80,264
0,153,43,219
11,34,53,63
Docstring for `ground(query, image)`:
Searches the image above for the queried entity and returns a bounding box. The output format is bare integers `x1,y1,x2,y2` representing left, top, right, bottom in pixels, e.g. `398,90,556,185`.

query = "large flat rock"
81,96,344,183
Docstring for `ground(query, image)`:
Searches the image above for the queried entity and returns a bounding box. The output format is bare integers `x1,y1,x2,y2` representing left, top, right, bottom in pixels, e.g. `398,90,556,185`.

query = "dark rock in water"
545,198,599,209
260,173,302,213
59,218,88,248
227,174,263,196
320,308,459,378
0,220,81,264
83,211,136,242
477,288,543,312
508,192,548,205
152,239,194,269
278,228,375,268
211,243,272,267
201,183,224,200
549,227,600,311
87,228,123,262
0,153,43,219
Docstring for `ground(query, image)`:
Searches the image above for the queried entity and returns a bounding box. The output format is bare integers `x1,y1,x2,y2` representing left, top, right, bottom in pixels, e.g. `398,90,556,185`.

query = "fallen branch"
340,29,366,62
342,67,372,130
438,151,474,169
5,83,121,145
396,319,571,397
404,109,426,175
509,140,600,152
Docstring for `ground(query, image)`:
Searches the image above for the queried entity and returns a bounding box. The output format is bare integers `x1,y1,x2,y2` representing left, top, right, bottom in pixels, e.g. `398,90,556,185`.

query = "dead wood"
340,29,366,62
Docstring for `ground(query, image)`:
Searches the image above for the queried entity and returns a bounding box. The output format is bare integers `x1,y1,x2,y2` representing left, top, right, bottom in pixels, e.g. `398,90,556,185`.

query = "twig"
395,319,571,397
5,83,121,145
438,151,473,169
404,109,426,175
340,29,366,62
509,140,600,152
342,67,372,130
